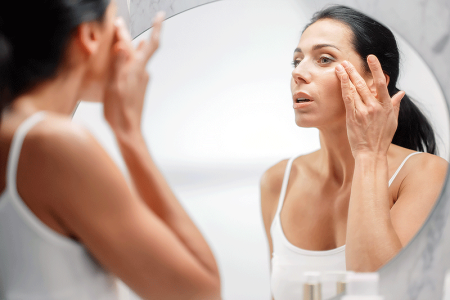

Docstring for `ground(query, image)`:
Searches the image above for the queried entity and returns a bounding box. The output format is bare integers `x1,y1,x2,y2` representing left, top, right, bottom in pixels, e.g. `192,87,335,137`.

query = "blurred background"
73,0,449,298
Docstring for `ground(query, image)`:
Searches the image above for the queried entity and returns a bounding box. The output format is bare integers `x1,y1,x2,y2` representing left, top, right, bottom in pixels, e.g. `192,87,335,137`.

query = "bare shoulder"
393,148,448,206
415,152,448,172
260,159,289,196
25,114,99,154
260,152,317,197
403,151,448,183
18,113,116,202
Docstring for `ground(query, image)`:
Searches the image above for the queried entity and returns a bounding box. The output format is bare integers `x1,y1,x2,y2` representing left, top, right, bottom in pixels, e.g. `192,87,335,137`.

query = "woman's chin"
294,117,318,128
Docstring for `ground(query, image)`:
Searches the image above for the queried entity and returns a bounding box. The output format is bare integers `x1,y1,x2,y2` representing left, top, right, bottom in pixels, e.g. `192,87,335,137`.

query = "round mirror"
73,0,450,299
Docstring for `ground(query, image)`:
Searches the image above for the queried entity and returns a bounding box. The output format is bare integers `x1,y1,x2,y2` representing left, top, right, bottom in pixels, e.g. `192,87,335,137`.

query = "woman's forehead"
298,19,353,53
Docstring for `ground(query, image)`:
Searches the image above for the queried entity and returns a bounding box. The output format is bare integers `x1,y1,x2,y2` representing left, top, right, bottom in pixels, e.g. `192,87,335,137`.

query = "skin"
0,2,220,300
260,18,448,284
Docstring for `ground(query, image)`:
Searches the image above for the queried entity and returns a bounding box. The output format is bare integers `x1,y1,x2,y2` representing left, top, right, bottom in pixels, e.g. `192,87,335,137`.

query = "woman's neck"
11,66,86,116
317,121,355,187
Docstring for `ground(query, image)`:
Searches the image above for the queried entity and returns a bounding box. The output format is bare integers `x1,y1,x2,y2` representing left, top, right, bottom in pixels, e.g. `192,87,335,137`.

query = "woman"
260,5,448,299
0,1,220,299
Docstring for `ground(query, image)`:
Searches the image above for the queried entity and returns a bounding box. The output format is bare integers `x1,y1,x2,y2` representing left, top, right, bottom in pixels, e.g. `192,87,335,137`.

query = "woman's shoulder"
390,145,448,174
260,151,317,194
16,113,108,185
409,151,448,177
24,113,101,157
260,159,289,194
389,145,448,196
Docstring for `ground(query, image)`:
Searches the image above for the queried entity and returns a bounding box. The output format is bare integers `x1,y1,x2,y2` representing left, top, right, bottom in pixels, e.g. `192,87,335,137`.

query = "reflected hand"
335,55,405,157
104,12,165,134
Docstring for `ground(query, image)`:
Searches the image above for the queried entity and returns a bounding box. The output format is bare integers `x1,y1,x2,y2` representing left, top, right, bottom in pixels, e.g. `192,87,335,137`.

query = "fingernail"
368,55,376,63
115,17,124,26
157,11,166,19
341,60,349,68
336,65,344,72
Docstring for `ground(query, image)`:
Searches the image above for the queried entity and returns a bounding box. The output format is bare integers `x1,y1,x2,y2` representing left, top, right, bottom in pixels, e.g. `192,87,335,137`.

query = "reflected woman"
0,1,220,299
260,5,448,299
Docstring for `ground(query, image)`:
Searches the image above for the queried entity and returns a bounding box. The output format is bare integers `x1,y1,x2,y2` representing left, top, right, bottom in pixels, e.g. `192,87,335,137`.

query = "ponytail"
392,90,437,154
0,31,12,122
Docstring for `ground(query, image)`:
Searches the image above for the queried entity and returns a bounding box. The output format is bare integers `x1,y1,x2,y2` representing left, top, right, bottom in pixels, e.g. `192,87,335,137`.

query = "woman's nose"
292,61,311,84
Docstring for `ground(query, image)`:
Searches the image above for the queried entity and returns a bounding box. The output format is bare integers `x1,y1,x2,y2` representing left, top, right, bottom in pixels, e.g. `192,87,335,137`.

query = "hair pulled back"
0,0,110,119
304,5,437,154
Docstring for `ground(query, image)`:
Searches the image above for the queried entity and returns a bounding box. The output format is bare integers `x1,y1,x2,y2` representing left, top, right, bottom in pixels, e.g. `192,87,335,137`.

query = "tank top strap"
388,152,422,186
6,112,47,192
273,154,303,219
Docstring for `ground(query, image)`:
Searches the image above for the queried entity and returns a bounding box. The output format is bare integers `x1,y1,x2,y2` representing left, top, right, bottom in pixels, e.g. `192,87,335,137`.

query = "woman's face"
291,19,371,129
78,0,118,102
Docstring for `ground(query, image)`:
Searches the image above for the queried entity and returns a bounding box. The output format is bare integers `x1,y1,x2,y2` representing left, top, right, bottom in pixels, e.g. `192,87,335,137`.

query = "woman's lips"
293,100,313,109
292,92,314,109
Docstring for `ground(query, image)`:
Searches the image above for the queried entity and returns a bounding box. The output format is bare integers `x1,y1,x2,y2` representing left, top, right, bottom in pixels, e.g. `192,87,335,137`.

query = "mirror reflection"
75,0,449,299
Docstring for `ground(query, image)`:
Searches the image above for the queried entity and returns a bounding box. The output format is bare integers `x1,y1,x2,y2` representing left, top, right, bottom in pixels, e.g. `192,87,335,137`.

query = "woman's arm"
335,56,447,271
105,13,220,285
37,14,220,299
346,152,401,271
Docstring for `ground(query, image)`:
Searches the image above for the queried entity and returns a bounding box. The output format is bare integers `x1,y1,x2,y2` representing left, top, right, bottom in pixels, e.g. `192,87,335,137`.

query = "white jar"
341,272,384,300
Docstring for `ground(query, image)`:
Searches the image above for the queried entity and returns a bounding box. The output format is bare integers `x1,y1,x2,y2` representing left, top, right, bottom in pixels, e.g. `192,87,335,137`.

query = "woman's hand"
335,55,405,158
104,12,165,135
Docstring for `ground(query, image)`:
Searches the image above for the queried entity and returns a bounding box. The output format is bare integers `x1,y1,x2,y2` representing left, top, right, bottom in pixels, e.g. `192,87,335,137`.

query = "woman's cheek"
319,67,342,96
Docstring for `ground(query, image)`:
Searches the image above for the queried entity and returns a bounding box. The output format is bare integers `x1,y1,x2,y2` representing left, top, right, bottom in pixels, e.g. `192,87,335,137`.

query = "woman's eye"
292,59,301,68
319,56,334,64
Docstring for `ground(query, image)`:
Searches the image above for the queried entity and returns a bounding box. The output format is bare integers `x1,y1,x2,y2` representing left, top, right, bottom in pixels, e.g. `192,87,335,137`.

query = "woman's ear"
75,22,102,57
367,72,390,98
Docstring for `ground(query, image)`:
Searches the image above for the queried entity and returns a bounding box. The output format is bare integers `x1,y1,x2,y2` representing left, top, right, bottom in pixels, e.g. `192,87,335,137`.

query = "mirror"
73,0,450,299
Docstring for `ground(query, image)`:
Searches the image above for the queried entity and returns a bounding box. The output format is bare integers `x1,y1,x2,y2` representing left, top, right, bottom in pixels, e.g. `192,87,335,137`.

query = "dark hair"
304,5,437,154
0,0,110,120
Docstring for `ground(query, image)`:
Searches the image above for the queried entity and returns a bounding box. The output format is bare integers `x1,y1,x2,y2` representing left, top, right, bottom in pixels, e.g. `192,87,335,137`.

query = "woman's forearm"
346,153,402,271
114,129,220,280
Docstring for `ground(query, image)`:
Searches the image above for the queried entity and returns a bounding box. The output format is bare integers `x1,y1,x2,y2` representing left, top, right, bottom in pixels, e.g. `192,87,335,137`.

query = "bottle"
341,272,384,300
303,272,322,300
321,271,354,298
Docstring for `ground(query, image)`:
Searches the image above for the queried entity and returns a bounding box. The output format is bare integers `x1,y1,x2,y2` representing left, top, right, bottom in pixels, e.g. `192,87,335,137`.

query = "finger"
109,46,128,91
391,90,405,117
367,55,390,104
336,64,356,115
348,76,367,114
114,17,134,58
142,11,165,62
342,60,374,105
336,64,366,113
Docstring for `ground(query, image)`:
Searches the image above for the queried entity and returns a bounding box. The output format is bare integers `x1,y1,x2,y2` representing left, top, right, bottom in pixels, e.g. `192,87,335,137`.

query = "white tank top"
0,112,125,300
270,151,421,300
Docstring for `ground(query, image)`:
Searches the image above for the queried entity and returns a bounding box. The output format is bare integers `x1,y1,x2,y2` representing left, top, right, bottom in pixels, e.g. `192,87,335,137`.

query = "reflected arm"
346,152,447,271
346,153,400,271
114,129,221,282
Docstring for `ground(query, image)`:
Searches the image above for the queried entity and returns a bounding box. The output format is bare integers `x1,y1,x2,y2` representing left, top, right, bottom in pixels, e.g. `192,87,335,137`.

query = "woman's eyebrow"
294,44,341,54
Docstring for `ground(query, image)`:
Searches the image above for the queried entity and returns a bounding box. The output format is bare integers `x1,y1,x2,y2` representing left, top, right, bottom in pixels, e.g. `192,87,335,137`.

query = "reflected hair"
0,0,110,120
304,5,437,154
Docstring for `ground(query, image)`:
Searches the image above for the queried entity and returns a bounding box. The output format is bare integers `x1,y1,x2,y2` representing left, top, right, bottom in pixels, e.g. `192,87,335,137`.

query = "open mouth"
296,98,312,103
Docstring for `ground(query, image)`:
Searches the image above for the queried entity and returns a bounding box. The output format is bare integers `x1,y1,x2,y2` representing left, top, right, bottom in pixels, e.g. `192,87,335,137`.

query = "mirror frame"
127,0,450,299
